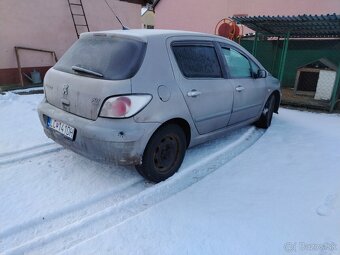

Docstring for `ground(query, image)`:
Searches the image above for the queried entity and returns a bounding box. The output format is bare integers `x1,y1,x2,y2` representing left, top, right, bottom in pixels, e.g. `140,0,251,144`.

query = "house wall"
0,0,141,86
155,0,340,34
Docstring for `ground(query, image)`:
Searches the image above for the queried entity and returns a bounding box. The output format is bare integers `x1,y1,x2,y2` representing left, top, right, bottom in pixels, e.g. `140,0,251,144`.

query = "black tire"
255,95,275,129
135,124,187,183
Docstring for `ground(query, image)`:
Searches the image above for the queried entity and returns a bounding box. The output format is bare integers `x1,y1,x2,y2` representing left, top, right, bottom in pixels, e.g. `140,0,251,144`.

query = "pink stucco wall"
155,0,340,34
0,0,141,69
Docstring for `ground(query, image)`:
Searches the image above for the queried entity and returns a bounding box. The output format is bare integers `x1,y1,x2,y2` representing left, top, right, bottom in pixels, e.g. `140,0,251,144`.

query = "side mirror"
256,69,267,79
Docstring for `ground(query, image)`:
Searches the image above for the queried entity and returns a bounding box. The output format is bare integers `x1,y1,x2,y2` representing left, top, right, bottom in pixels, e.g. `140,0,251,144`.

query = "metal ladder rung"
67,0,89,38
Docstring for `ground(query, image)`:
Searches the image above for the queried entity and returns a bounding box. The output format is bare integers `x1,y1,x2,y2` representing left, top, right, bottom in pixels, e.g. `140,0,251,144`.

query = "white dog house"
294,58,337,100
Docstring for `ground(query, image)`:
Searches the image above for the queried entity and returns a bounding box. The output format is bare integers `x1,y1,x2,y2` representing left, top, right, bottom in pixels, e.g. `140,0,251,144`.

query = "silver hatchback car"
38,29,280,182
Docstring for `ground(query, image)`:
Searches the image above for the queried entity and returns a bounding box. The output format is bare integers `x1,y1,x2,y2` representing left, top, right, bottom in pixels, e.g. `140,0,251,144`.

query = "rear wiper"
72,65,103,77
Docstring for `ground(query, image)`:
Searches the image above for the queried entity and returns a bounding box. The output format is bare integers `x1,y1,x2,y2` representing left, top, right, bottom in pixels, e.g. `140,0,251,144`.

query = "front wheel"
255,95,275,129
135,124,187,183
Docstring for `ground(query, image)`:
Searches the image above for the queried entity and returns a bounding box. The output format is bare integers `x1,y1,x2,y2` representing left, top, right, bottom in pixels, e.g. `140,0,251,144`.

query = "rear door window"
172,44,222,78
54,36,146,80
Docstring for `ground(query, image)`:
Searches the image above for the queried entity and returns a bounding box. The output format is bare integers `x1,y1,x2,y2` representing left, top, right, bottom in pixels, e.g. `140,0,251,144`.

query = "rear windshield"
54,35,146,80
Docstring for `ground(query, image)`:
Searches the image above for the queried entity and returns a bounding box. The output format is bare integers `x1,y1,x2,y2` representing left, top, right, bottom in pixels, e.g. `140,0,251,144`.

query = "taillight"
99,95,152,118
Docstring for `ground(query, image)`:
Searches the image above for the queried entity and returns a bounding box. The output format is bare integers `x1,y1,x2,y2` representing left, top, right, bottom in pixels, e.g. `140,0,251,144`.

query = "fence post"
278,32,290,83
252,32,259,57
329,64,340,112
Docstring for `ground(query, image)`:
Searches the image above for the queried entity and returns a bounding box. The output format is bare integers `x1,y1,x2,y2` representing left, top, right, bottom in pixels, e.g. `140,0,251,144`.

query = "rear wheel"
135,124,187,183
255,95,275,129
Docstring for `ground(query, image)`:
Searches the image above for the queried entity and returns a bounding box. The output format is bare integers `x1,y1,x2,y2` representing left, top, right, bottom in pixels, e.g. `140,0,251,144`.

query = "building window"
144,24,154,29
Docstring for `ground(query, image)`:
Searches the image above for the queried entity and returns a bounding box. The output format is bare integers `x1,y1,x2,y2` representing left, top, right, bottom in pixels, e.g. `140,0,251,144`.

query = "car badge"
63,84,69,96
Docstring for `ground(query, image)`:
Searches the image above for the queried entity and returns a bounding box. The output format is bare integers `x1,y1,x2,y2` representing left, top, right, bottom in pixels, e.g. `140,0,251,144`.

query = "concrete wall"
154,0,340,34
0,0,141,85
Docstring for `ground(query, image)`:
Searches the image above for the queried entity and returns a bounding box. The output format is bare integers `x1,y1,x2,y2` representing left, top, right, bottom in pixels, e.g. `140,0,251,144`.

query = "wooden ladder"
67,0,90,38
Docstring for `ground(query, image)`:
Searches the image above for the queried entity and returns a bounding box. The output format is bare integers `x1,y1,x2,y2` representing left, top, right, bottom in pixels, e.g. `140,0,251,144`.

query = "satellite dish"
215,18,243,42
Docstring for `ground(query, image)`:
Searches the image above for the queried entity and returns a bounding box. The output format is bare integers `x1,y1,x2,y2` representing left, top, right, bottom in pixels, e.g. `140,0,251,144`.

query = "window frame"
171,40,227,80
54,35,147,80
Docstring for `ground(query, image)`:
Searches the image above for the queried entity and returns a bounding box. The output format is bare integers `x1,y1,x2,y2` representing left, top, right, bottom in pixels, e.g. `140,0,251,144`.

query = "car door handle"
235,86,245,92
187,90,202,97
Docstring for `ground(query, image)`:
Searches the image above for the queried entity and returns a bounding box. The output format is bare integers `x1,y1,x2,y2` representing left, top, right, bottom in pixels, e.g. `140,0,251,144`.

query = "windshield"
54,35,146,80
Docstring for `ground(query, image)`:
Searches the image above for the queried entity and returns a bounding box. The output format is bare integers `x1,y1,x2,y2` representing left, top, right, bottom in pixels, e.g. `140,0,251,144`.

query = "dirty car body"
38,29,280,182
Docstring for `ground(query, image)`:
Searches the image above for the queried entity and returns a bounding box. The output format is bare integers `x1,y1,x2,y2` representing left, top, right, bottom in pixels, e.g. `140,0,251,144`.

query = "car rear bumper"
37,100,159,165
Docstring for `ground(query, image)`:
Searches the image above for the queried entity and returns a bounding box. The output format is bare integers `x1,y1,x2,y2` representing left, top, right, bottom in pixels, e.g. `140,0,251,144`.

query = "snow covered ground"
0,91,339,255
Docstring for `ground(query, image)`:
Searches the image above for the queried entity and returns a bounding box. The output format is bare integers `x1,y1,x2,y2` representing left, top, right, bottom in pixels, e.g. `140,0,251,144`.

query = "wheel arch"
271,90,281,113
155,118,191,148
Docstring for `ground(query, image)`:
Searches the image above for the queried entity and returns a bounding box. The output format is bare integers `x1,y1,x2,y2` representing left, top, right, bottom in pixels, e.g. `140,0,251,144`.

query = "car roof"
79,29,251,60
79,29,265,72
80,29,225,42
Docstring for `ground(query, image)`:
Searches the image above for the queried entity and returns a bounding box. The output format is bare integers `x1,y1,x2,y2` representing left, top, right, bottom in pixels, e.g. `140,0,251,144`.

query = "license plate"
47,117,75,140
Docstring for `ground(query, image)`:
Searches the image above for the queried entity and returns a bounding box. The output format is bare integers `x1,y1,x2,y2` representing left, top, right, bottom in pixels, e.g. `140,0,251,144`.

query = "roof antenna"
104,0,129,30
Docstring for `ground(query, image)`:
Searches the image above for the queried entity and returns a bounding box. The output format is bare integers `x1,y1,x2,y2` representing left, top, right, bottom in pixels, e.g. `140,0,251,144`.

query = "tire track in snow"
3,127,265,255
0,143,63,166
0,178,145,253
